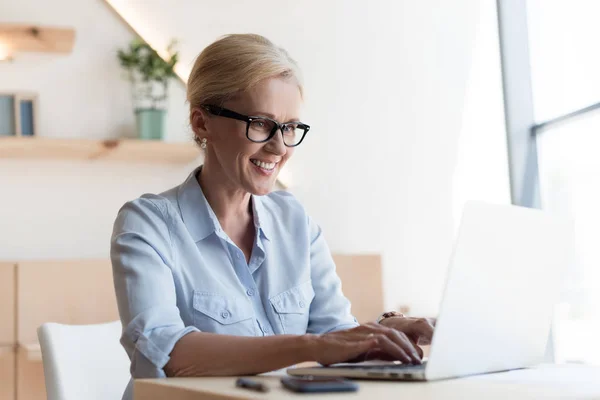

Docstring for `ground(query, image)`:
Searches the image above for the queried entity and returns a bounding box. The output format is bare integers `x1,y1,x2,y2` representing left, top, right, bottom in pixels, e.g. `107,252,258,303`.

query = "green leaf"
117,37,179,103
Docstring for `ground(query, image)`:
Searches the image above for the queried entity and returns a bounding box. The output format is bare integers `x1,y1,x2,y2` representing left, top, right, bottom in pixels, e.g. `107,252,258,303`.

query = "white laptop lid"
425,201,573,380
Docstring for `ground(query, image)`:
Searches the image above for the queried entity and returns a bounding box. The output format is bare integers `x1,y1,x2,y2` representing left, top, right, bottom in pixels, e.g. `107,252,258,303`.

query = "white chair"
37,321,130,400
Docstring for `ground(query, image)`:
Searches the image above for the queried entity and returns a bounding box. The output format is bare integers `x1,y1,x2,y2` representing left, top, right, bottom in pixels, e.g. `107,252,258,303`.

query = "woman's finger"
330,337,378,366
336,323,425,363
362,349,397,361
366,324,421,363
411,338,424,359
386,329,422,363
372,334,413,364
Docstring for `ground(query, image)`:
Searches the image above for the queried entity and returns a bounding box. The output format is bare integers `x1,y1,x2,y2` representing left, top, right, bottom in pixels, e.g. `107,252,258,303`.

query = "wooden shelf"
0,137,200,164
0,24,75,55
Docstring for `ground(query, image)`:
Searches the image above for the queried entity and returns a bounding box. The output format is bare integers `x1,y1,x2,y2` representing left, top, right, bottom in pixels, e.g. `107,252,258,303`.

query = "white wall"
0,0,195,258
452,2,511,226
0,0,509,317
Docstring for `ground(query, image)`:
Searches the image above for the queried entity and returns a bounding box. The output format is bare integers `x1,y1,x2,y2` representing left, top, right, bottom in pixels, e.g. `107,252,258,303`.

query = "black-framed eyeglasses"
201,104,310,147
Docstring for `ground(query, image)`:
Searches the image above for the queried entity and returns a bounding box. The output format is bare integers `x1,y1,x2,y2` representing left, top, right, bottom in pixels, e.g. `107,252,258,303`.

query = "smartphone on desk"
281,376,359,393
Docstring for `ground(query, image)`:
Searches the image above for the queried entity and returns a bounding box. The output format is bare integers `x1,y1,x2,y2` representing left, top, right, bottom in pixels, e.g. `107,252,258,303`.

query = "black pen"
236,377,270,393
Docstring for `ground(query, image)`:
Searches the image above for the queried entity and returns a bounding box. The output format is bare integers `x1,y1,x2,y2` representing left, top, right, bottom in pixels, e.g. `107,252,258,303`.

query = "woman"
111,33,434,400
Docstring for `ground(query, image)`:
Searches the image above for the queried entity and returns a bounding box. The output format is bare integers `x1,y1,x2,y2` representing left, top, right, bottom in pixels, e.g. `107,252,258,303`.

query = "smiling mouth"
250,159,277,171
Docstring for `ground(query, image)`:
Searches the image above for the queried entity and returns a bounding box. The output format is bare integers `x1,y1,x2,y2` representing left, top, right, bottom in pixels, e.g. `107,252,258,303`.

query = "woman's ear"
191,107,210,140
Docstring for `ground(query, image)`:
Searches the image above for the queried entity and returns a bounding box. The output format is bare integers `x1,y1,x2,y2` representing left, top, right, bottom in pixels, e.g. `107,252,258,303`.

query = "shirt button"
246,288,255,297
236,253,241,259
221,311,230,319
299,301,306,308
263,327,270,334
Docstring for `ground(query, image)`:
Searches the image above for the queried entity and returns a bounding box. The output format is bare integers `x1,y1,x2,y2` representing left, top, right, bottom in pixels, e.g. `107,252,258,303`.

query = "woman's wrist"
297,333,320,361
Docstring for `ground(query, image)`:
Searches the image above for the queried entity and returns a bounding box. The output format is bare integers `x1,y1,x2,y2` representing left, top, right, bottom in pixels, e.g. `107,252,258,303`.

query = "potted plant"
117,39,179,140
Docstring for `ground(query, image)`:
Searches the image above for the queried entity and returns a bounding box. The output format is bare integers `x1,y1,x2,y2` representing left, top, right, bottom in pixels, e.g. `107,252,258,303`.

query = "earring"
200,138,207,149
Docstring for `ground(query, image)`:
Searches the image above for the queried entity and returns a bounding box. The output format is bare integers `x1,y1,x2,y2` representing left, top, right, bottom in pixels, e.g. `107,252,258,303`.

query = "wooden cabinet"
16,346,45,400
0,263,16,400
0,263,16,345
333,254,383,323
11,260,119,400
0,346,15,400
17,260,118,346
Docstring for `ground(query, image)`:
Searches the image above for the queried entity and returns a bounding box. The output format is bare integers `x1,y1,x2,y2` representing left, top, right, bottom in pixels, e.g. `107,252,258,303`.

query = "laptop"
288,201,573,381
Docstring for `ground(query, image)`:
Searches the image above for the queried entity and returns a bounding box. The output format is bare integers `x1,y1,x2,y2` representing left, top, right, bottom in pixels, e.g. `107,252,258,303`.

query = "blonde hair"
187,34,303,121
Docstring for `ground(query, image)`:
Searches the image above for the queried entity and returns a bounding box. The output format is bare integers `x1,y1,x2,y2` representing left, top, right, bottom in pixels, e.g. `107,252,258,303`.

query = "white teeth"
251,159,276,170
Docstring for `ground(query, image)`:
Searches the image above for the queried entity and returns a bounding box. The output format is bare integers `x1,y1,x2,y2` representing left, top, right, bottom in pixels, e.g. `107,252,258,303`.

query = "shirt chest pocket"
192,291,257,336
269,280,315,335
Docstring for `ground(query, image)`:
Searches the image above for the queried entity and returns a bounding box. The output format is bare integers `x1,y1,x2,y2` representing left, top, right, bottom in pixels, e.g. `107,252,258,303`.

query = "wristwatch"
376,311,405,324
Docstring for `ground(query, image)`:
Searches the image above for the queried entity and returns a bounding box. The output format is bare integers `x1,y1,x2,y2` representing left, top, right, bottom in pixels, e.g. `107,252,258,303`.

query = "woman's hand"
379,316,436,347
305,323,423,366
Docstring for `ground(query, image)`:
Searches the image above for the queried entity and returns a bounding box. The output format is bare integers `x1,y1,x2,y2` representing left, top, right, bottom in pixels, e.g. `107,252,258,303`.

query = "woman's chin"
245,168,279,195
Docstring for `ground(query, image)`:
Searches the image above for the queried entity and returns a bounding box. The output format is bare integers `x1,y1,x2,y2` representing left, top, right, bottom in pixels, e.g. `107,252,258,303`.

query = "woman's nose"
265,129,287,155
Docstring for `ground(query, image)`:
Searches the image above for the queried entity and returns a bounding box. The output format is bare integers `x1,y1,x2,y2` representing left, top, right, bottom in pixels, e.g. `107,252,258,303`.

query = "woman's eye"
284,124,298,133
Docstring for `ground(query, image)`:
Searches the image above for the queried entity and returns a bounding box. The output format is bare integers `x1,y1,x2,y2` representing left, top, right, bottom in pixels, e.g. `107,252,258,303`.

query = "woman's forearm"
164,331,315,377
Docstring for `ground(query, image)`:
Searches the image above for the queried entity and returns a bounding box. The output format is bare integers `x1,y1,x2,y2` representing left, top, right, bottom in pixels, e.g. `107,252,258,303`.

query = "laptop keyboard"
328,362,427,371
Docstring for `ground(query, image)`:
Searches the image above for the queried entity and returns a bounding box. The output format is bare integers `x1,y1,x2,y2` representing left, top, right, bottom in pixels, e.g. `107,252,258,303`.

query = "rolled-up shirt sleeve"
111,196,199,379
306,216,360,334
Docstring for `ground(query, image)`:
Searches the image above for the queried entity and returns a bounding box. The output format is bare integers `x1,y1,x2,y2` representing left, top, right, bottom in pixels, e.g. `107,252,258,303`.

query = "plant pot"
135,108,166,140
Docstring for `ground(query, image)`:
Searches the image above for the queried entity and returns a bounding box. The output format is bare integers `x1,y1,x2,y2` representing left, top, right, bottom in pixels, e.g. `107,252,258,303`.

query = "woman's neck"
197,162,253,230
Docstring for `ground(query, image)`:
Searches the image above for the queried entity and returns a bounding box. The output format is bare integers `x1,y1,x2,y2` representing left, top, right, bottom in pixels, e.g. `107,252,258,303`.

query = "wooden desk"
135,364,600,400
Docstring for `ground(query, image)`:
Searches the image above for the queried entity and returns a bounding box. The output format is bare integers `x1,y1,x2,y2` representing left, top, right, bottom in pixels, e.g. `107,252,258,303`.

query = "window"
500,0,600,364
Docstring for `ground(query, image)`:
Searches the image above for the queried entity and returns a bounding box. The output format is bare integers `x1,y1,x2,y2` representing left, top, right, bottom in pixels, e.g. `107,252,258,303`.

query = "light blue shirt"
111,166,358,400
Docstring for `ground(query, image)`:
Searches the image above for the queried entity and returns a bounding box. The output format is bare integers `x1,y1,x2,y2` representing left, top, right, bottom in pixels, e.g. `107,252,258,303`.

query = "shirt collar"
176,167,220,242
177,166,272,242
251,194,271,242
